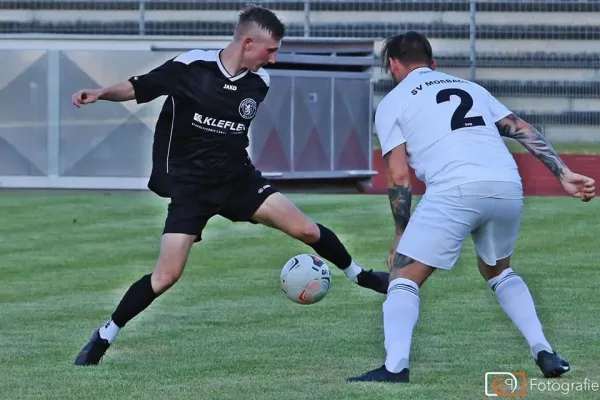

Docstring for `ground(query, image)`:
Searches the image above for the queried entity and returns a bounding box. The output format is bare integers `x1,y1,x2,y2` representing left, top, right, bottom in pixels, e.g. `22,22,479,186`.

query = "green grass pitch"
1,191,599,399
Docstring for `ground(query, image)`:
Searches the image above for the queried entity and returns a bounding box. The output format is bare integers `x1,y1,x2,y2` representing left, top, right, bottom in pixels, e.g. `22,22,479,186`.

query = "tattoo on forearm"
393,253,415,269
497,114,566,179
387,185,412,234
383,152,412,234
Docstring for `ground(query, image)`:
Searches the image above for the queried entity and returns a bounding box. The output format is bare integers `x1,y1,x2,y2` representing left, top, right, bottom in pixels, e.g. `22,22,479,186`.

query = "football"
280,254,332,305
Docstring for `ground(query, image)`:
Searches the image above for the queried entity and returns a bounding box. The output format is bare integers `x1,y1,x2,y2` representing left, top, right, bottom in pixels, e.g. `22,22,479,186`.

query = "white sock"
342,261,362,282
488,268,552,358
384,278,420,373
98,319,120,344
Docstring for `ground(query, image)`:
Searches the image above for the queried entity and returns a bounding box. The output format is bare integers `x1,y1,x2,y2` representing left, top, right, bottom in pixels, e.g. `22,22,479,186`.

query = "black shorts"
163,170,278,242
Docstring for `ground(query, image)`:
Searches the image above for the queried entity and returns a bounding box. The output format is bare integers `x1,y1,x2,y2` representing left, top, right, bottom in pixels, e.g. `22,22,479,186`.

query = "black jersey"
128,49,270,197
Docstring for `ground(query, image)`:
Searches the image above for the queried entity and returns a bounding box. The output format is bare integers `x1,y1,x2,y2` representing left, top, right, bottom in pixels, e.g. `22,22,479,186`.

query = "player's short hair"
236,4,286,40
381,31,433,72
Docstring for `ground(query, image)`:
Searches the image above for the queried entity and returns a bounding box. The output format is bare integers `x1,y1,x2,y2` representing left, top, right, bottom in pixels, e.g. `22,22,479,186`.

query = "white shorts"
397,181,523,270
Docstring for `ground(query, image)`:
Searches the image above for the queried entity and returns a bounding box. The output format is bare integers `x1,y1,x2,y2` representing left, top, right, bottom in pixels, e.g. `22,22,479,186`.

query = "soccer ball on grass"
280,254,331,305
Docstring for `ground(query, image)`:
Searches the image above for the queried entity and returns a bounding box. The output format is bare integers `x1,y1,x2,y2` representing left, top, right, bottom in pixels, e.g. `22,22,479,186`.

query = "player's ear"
243,37,253,50
388,58,399,74
430,58,437,70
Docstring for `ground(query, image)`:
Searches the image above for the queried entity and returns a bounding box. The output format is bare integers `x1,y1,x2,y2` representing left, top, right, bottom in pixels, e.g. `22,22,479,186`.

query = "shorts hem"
220,188,278,223
396,249,455,271
477,250,515,266
162,227,202,242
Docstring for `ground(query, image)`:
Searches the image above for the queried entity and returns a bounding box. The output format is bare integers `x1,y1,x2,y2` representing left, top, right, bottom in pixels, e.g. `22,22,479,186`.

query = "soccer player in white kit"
347,31,596,383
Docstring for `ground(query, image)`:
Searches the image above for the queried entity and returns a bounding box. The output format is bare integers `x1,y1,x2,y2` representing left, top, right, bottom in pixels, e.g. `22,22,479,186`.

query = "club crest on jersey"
239,98,257,119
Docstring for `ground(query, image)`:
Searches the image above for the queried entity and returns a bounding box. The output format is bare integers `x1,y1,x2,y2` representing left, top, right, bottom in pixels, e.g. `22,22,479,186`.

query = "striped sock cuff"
488,268,518,292
387,277,420,298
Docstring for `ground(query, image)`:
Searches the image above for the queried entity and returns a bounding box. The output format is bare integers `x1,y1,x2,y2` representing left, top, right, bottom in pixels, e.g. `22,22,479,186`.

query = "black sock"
111,274,158,328
309,224,353,270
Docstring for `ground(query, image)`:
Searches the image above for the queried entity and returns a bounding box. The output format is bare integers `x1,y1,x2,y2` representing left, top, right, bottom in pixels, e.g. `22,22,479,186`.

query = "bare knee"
390,253,435,288
290,221,320,244
478,256,511,281
151,261,184,294
252,193,323,244
151,233,195,294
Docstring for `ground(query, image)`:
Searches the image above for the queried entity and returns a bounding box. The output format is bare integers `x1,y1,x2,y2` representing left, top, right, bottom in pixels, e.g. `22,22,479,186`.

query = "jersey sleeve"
128,58,188,104
375,99,406,156
488,92,513,122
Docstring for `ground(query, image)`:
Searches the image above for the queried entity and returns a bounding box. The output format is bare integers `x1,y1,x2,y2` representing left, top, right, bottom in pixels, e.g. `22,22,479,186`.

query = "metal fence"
1,0,598,137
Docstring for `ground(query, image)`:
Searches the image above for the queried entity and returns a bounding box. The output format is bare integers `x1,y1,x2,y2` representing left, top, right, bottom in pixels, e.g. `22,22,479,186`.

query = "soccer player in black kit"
71,4,389,366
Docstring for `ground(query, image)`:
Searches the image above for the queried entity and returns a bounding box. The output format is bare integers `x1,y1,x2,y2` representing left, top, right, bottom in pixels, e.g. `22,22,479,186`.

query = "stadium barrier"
365,150,600,196
1,1,599,194
0,35,376,190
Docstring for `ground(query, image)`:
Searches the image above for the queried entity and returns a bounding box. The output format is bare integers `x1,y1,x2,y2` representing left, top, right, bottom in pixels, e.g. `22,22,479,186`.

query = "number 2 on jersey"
436,88,486,131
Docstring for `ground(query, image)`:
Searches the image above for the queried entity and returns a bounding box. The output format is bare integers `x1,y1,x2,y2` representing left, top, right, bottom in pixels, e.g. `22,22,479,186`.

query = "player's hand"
72,89,102,108
560,170,595,202
387,234,402,271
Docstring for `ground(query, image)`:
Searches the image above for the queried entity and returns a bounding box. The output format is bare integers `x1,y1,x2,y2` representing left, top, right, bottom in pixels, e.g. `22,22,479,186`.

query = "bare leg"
347,253,434,383
479,255,569,377
252,192,389,294
74,233,196,366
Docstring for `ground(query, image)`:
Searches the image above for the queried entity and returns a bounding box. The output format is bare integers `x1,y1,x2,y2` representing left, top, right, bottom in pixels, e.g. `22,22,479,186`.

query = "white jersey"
375,67,522,193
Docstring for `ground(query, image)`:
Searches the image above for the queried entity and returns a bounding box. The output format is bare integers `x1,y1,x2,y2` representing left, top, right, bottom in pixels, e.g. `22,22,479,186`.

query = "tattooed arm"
383,145,412,235
496,113,595,201
374,97,412,235
495,114,568,179
382,144,412,270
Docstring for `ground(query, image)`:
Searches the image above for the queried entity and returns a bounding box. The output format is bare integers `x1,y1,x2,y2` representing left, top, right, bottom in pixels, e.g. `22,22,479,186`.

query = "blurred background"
0,0,598,191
